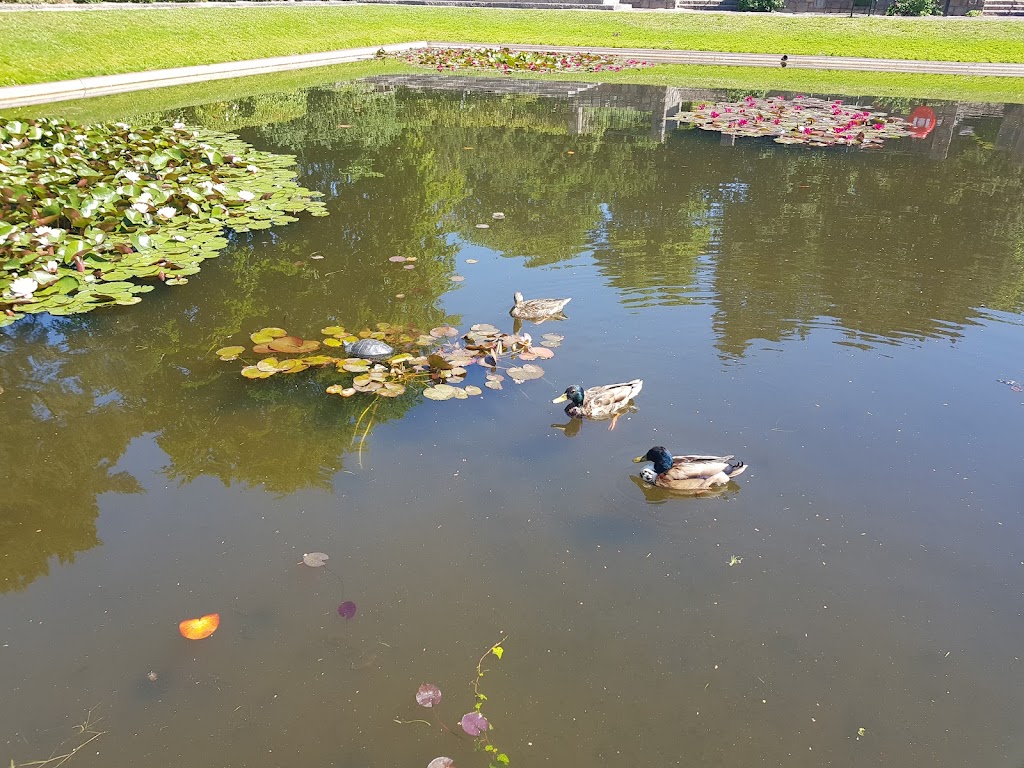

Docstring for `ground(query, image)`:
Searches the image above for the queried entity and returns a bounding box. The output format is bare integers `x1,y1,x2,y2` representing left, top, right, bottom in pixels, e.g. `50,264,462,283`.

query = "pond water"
3,76,1024,768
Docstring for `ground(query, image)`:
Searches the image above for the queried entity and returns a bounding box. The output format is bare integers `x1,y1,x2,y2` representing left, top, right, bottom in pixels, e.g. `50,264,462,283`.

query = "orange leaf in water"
179,613,220,640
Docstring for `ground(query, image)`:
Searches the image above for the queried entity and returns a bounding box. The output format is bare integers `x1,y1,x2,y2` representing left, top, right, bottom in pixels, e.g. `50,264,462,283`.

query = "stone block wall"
783,0,892,13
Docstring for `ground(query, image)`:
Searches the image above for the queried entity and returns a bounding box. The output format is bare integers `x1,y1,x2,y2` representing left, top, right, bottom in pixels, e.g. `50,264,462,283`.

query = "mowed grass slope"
1,6,1023,86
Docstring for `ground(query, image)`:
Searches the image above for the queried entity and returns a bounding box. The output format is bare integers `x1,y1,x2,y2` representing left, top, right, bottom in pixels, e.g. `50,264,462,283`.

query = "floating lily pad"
241,365,273,379
464,385,483,396
302,552,329,567
460,712,489,736
507,363,544,383
423,385,456,401
450,275,466,282
378,382,406,398
430,326,460,338
416,683,443,708
216,346,245,360
251,327,288,344
492,212,505,220
321,326,346,336
268,336,321,354
388,255,408,262
670,95,913,149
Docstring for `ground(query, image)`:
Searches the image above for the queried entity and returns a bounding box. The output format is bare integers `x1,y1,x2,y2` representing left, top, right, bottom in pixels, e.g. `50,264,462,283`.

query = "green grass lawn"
1,6,1024,88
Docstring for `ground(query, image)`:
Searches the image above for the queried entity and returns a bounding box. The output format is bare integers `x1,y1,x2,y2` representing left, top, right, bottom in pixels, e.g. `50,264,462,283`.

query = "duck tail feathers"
727,461,748,478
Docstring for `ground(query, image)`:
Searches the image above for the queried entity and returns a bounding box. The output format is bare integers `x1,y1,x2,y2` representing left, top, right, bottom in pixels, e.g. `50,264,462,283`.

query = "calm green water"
3,77,1024,768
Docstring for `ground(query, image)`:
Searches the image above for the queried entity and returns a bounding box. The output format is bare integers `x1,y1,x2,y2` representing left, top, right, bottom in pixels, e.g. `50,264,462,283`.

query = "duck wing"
667,455,746,480
583,379,643,416
518,297,571,317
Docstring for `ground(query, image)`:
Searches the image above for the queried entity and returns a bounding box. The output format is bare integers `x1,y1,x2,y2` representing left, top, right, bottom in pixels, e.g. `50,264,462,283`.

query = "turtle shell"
345,338,395,362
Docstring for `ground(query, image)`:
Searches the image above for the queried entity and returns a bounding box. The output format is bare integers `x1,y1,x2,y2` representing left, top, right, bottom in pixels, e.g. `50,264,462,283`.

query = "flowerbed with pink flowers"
671,96,914,148
394,47,652,75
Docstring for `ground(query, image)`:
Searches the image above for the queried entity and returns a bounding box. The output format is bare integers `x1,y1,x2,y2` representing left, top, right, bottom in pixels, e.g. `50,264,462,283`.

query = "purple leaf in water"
427,759,455,768
460,711,489,736
337,601,357,619
416,683,443,708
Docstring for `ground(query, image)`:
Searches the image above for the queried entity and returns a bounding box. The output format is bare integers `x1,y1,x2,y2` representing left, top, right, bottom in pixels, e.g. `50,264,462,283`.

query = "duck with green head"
633,446,748,491
552,379,643,431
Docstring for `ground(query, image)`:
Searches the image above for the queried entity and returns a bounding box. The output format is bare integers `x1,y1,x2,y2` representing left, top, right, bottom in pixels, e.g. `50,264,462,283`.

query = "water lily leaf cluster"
395,47,651,75
219,321,555,403
0,116,327,325
671,96,914,148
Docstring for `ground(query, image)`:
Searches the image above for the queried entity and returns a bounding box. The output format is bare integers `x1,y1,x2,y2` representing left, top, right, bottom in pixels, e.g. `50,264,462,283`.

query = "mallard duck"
509,291,572,321
633,446,748,491
552,379,643,430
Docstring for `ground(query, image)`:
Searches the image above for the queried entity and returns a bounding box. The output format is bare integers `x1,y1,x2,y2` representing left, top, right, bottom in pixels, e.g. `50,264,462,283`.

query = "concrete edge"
2,41,1023,109
0,42,424,108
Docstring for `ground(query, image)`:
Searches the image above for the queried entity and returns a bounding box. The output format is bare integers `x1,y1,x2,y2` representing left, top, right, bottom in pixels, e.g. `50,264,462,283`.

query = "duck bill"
552,394,568,404
632,456,646,463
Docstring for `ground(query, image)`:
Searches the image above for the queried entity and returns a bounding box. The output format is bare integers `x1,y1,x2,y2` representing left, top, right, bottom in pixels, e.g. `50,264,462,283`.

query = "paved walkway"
1,39,1022,109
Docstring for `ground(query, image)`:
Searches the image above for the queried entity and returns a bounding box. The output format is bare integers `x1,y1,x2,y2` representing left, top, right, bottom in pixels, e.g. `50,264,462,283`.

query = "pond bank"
2,41,1023,109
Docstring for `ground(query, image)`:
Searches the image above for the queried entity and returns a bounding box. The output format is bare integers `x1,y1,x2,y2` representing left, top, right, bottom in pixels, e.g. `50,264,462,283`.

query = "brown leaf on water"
268,336,321,354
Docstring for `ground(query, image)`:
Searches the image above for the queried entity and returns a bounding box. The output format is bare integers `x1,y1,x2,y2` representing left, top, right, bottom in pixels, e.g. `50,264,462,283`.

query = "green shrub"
737,0,785,10
965,8,982,14
885,0,939,15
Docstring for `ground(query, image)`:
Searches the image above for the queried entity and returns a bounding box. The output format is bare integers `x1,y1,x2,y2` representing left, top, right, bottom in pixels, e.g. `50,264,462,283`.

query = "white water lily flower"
237,190,256,202
44,260,59,274
157,206,176,220
123,170,141,183
172,235,186,242
33,225,61,246
84,275,96,282
246,165,259,173
138,191,153,203
9,277,38,299
173,122,186,130
212,183,227,194
132,202,150,213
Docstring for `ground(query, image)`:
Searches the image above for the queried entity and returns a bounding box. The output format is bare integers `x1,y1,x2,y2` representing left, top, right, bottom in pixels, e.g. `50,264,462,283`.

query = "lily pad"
251,327,288,344
302,552,329,567
216,345,245,360
423,385,456,401
268,336,321,354
460,711,489,736
241,365,273,379
507,363,544,383
416,683,442,708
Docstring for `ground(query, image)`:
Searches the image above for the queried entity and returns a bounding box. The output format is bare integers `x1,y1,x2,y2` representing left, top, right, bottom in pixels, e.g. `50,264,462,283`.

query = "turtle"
343,338,395,362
